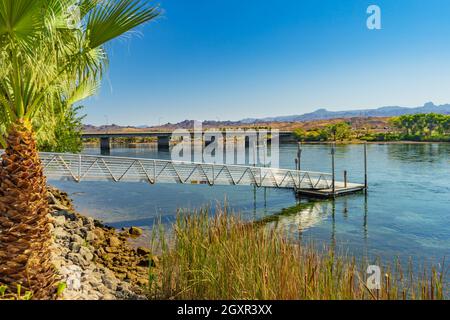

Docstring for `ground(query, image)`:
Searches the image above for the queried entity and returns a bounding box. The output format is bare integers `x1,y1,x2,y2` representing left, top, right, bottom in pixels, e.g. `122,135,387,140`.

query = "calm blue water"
52,143,450,266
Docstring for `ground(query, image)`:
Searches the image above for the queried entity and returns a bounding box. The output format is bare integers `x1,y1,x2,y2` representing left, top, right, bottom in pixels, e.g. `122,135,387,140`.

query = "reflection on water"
260,201,332,235
386,143,448,163
259,194,370,253
52,143,450,268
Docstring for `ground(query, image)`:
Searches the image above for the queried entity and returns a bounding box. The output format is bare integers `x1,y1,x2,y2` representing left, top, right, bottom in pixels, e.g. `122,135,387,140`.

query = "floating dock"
297,182,366,198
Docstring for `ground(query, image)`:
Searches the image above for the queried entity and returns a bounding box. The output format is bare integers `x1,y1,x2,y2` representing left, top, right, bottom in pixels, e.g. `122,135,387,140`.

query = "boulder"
86,231,96,242
93,228,105,241
54,227,69,240
80,246,94,262
70,234,84,245
108,236,121,248
53,215,66,227
129,226,143,237
70,242,81,253
136,247,151,256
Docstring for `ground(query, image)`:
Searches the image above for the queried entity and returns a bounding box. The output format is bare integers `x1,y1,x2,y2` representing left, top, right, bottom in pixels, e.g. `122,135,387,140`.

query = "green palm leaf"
86,0,160,49
0,0,46,49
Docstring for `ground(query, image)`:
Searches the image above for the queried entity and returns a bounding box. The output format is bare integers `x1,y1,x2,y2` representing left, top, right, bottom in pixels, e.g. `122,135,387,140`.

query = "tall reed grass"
148,207,446,300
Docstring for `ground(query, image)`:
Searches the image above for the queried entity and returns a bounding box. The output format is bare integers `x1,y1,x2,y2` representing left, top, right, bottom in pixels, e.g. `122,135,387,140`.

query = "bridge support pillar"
100,137,110,154
158,136,170,150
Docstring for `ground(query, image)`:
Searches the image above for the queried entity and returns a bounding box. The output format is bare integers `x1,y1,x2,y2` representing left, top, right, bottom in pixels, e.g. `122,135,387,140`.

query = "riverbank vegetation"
374,113,450,142
148,208,446,300
293,113,450,143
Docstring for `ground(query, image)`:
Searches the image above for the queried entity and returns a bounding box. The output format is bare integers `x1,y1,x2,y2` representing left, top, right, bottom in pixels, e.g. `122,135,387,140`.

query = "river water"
52,143,450,265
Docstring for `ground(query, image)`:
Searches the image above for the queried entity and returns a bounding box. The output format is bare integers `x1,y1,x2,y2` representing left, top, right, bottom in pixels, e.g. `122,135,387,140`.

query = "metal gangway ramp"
37,152,365,196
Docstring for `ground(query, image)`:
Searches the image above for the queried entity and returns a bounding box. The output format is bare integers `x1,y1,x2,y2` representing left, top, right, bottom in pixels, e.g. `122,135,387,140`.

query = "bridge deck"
36,152,364,197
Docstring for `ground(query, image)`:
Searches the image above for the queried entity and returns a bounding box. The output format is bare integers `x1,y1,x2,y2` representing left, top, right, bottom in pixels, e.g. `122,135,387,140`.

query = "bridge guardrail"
34,152,333,190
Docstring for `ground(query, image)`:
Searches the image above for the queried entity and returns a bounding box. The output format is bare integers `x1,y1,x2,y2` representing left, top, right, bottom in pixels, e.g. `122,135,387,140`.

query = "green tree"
389,113,450,140
325,122,352,141
424,113,446,136
293,128,329,141
442,116,450,134
38,105,86,153
293,128,307,141
0,0,160,299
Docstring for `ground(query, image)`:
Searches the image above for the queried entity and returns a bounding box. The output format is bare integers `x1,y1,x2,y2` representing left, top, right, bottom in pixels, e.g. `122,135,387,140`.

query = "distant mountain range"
84,102,450,132
240,102,450,123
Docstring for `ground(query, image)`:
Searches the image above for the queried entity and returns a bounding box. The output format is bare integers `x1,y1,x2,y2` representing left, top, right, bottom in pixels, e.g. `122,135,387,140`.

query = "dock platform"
297,182,366,198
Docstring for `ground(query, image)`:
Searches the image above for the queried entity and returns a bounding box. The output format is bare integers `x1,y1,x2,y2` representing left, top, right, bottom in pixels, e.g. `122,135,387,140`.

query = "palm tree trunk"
0,120,55,299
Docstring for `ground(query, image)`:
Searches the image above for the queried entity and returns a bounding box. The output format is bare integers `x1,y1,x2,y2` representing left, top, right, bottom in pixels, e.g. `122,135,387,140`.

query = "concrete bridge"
82,131,297,152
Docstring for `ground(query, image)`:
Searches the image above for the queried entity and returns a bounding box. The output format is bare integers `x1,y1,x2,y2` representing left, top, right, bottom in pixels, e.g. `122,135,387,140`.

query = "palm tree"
0,0,160,299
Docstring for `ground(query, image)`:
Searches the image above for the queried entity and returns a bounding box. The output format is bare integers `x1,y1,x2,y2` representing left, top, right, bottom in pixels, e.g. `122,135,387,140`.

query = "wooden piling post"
263,140,267,167
364,142,368,190
344,170,347,188
331,143,336,196
252,140,256,167
297,142,302,171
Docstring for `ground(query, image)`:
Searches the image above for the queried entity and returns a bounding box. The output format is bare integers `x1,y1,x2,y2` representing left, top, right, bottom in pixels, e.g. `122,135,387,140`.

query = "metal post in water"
153,159,156,184
331,143,336,196
364,142,368,190
297,142,302,171
252,140,256,167
263,140,267,167
344,170,347,188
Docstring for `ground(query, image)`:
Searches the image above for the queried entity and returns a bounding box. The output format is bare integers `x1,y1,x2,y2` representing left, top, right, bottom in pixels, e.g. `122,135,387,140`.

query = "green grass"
148,207,447,300
0,284,33,300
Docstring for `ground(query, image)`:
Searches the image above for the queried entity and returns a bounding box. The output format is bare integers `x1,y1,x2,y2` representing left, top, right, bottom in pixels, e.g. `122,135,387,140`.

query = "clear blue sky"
84,0,450,126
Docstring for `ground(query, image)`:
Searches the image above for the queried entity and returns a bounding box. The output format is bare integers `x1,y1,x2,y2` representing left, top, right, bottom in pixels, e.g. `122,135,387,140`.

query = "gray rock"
66,264,83,273
97,284,111,295
70,234,84,245
102,275,118,291
109,236,121,247
88,279,102,289
53,258,65,270
54,227,69,239
85,231,96,242
53,215,66,227
66,221,81,230
129,226,143,237
136,247,151,256
66,270,82,291
102,293,117,300
57,210,77,221
50,203,147,301
69,242,81,253
67,252,82,264
79,246,94,262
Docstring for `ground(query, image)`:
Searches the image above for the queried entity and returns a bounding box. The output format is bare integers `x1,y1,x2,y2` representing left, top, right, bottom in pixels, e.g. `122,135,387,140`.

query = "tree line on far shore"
11,111,449,154
294,113,450,142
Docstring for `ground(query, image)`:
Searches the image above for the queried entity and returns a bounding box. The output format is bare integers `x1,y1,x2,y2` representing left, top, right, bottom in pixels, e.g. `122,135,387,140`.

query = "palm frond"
86,0,160,48
0,0,46,49
67,79,100,106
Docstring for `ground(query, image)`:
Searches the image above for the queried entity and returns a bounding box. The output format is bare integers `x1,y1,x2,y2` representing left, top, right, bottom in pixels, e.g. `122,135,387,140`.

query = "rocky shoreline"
48,187,154,300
